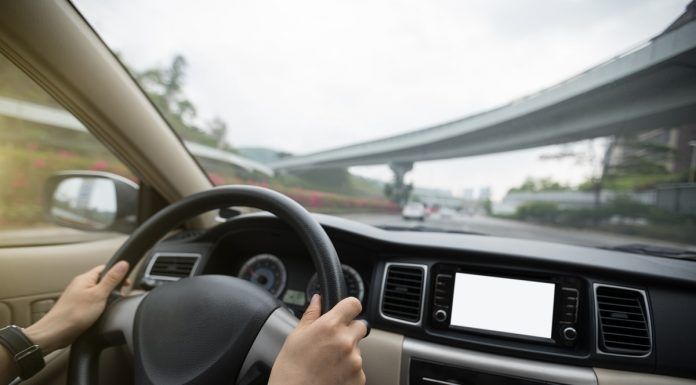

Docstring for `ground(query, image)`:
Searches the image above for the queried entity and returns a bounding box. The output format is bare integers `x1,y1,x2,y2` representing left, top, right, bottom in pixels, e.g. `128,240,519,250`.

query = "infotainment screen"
450,273,556,339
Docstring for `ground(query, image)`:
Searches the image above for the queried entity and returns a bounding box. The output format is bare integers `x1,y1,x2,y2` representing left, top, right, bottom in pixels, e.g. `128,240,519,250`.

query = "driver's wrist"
24,318,65,355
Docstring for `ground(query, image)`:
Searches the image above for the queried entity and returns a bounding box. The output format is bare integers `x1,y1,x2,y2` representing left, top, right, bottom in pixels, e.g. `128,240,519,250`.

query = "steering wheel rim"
68,185,347,384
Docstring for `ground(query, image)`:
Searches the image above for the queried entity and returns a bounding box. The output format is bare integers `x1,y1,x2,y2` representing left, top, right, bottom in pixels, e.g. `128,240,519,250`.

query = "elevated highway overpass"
3,13,695,189
269,19,696,172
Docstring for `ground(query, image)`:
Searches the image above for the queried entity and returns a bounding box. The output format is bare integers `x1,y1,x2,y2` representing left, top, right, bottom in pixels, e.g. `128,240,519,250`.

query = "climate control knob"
562,327,578,341
434,309,448,322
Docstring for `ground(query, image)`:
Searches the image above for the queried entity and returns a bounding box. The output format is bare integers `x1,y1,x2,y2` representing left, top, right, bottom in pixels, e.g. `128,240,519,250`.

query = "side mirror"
44,171,138,233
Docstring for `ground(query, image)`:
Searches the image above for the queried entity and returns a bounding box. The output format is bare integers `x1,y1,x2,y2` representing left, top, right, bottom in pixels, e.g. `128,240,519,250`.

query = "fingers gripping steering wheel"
67,186,347,385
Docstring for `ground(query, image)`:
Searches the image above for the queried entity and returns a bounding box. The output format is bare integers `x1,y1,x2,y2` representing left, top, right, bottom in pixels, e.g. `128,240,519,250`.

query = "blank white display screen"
450,273,556,338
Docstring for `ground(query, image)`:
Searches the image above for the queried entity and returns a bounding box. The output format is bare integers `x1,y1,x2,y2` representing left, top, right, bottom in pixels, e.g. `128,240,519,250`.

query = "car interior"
1,1,696,385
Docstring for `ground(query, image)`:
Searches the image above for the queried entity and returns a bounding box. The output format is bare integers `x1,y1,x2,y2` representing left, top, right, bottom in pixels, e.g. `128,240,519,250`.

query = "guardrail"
656,183,696,215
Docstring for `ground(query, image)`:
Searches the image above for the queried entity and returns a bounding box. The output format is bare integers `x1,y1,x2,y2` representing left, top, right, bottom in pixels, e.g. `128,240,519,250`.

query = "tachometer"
306,264,365,303
238,254,287,298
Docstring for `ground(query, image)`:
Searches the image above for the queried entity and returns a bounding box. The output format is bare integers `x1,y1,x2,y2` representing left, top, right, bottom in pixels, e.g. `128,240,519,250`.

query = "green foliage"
276,168,385,198
512,197,696,243
0,141,132,229
610,139,674,176
515,201,561,222
125,55,387,200
602,172,685,191
509,177,572,193
585,135,682,191
0,52,396,233
207,117,233,151
129,55,229,149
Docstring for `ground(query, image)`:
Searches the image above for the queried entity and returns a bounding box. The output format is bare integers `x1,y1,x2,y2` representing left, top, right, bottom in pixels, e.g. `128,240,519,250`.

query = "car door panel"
0,236,129,385
0,236,126,327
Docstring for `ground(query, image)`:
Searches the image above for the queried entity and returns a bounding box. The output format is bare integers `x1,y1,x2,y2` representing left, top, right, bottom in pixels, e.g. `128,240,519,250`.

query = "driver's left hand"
23,261,130,354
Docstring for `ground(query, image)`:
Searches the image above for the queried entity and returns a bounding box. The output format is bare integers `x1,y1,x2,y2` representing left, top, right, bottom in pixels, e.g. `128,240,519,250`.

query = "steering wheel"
67,186,347,385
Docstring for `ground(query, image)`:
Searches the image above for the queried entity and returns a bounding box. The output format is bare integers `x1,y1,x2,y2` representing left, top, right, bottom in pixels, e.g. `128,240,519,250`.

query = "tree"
540,138,614,217
541,134,680,218
208,117,229,150
509,177,570,193
608,139,674,177
130,55,229,149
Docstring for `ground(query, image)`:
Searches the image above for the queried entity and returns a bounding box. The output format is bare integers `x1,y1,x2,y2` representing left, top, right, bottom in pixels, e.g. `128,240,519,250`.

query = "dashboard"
136,212,696,384
197,221,373,316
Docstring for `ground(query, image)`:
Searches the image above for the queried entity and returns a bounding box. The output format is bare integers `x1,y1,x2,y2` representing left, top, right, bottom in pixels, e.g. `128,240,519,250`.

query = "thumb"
97,261,130,296
299,294,321,326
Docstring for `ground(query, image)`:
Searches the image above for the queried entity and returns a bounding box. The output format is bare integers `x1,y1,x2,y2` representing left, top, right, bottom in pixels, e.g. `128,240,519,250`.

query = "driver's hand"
23,261,130,354
269,294,368,385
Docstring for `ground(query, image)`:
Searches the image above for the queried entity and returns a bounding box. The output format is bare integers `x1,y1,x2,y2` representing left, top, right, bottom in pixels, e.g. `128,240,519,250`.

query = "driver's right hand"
268,294,368,385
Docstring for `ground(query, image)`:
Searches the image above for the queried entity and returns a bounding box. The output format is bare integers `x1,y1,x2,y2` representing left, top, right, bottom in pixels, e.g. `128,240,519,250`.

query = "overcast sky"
74,0,690,200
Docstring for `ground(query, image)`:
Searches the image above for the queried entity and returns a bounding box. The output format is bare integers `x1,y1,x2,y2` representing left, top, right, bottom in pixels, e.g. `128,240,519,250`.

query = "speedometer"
306,264,365,303
238,254,287,298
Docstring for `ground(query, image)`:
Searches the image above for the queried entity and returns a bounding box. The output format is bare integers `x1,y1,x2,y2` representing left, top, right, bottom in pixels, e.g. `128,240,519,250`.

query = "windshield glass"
74,0,696,254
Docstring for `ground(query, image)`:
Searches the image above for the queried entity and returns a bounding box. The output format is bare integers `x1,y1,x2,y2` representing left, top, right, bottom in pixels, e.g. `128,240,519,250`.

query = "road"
339,212,695,250
2,212,691,251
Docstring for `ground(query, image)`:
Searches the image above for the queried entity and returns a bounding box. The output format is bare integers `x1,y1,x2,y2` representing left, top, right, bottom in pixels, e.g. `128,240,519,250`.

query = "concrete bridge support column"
387,162,414,206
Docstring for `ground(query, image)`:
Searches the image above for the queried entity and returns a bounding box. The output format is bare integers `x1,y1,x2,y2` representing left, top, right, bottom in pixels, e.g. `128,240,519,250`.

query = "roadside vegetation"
128,55,395,213
512,198,696,244
496,130,696,245
503,162,695,244
0,120,132,229
0,54,396,230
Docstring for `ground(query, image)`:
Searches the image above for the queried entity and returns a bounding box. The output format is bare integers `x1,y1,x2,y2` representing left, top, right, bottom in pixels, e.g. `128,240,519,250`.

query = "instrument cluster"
237,253,366,309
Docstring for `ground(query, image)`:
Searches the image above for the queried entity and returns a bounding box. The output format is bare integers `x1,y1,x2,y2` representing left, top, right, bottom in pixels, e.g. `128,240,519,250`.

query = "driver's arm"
0,262,130,385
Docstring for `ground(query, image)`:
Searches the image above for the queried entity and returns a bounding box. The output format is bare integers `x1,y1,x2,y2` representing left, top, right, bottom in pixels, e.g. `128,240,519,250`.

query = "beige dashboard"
360,329,696,385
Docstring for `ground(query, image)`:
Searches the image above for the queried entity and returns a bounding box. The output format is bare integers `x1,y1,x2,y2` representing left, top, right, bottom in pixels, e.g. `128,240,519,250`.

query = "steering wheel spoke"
237,307,298,383
98,293,147,354
68,293,146,384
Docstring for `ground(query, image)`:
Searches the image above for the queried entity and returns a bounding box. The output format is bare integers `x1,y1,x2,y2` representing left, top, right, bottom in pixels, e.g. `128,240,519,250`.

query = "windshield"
74,0,696,254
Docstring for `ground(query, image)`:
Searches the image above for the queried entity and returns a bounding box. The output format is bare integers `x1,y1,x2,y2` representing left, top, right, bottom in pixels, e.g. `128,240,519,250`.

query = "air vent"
595,285,652,356
146,253,201,281
381,264,426,324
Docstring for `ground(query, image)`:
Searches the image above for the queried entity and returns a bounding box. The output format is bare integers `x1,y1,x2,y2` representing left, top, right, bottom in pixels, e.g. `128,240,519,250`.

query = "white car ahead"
402,202,427,221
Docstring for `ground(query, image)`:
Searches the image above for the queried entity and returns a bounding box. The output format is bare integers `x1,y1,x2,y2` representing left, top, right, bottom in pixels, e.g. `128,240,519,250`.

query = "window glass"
0,54,135,245
74,1,696,255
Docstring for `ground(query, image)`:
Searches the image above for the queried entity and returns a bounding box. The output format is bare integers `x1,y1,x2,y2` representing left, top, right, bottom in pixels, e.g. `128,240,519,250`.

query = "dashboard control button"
562,326,577,341
434,309,448,322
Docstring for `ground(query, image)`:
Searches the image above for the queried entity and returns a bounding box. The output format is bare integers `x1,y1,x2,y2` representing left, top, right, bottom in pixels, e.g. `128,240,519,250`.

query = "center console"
429,264,583,348
400,263,589,384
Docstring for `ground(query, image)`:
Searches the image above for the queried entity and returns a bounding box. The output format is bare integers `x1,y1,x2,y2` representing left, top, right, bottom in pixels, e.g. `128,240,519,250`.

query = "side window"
0,54,135,246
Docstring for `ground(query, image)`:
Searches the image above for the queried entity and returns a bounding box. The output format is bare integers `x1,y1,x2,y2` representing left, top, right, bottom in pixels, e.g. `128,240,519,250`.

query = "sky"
74,0,690,201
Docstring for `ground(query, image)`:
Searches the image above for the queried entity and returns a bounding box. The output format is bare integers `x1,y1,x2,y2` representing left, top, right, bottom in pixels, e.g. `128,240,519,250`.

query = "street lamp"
689,140,696,184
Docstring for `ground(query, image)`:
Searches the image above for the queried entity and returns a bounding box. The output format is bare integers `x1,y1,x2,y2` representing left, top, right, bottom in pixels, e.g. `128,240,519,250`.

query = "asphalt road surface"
2,213,692,251
339,212,695,250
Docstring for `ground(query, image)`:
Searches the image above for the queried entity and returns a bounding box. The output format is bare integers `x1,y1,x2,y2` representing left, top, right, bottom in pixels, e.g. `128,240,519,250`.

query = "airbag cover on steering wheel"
133,275,281,385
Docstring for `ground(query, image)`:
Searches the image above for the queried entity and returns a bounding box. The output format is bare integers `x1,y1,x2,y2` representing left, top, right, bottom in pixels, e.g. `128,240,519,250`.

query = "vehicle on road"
437,207,457,220
402,202,427,221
